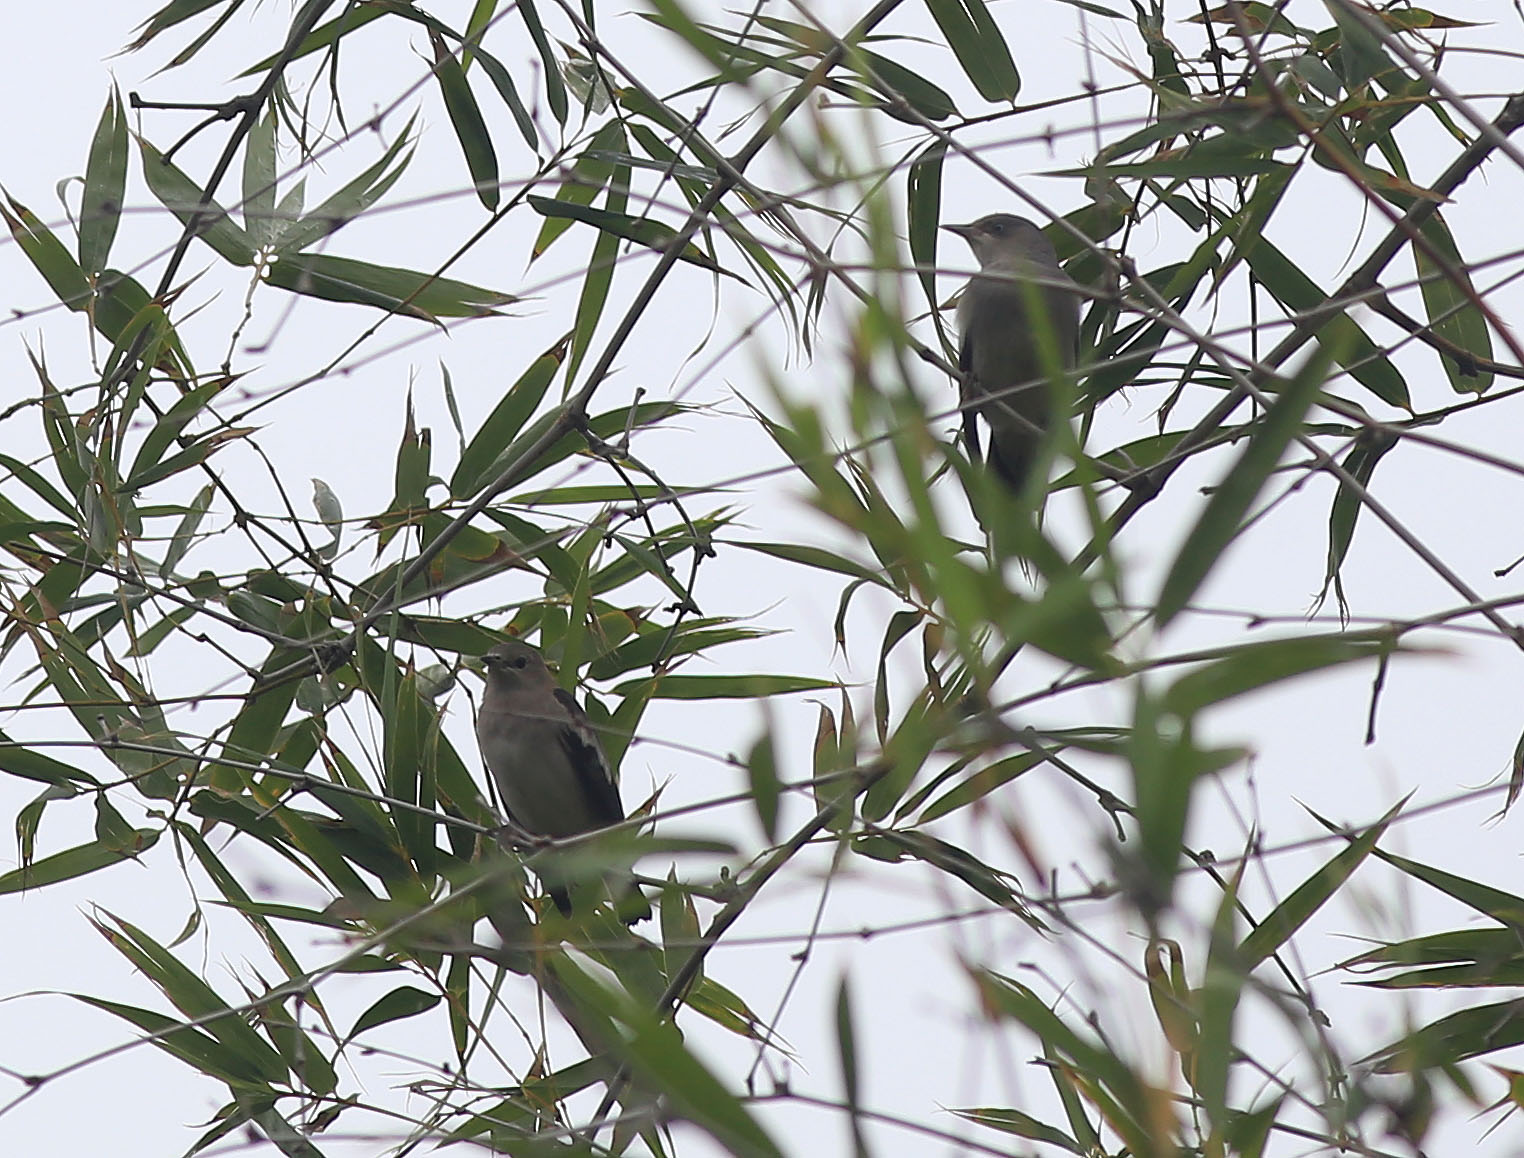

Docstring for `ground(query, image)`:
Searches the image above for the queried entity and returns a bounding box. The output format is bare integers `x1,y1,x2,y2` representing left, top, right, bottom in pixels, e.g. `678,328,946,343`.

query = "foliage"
1,0,1522,1155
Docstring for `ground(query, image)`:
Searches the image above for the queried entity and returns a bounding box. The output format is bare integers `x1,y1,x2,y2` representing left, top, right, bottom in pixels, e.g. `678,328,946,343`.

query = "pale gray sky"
3,3,1524,1156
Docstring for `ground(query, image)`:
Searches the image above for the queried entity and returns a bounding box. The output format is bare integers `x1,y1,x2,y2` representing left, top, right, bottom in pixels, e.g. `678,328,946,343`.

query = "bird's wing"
956,331,983,463
552,687,626,827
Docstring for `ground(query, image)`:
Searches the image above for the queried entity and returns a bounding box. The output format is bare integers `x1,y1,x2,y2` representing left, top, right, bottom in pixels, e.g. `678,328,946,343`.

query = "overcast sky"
4,2,1524,1156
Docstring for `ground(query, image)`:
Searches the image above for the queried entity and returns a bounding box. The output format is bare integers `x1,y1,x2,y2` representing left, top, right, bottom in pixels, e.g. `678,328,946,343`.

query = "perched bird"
475,639,650,922
944,214,1081,493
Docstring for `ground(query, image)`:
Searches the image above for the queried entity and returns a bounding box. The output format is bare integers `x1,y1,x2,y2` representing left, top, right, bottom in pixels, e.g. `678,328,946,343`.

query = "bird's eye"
513,656,528,669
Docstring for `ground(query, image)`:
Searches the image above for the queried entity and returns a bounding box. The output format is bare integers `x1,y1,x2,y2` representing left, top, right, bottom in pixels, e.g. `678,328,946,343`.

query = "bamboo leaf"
1157,344,1335,627
80,90,129,274
264,252,514,318
430,30,499,211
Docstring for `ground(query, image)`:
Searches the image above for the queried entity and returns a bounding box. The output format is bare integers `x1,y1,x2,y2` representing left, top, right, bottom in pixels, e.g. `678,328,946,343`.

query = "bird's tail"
613,875,652,924
987,435,1038,494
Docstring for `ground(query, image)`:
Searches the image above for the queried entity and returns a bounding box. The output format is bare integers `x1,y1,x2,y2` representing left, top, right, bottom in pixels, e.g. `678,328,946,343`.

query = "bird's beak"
942,222,976,241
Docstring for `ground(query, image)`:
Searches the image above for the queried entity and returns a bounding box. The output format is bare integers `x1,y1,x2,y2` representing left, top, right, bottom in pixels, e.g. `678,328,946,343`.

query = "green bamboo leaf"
383,671,436,881
470,36,539,151
242,109,279,247
1212,164,1294,292
275,119,414,254
1355,959,1524,989
1329,0,1390,89
1242,238,1410,408
1127,686,1247,913
1083,317,1170,405
273,185,308,245
644,0,755,76
348,986,441,1040
127,426,252,493
873,611,920,746
907,140,945,321
836,977,869,1158
188,790,372,900
1238,801,1402,967
136,138,256,266
224,590,282,635
686,976,765,1043
1185,2,1302,37
94,914,290,1082
745,730,779,843
948,1108,1086,1153
451,335,568,496
1343,928,1524,973
74,994,269,1087
393,396,431,513
443,949,471,1060
1364,846,1524,927
2,195,92,311
551,957,785,1158
1317,428,1398,616
1377,7,1483,31
923,0,1021,102
1197,863,1246,1139
519,0,567,124
1365,997,1524,1071
568,180,625,385
94,270,187,364
1157,342,1336,627
264,252,514,319
0,829,159,893
858,831,1043,925
1045,1044,1103,1153
997,570,1115,672
237,2,389,75
533,121,626,257
614,673,837,700
811,700,855,833
0,452,77,520
915,752,1042,823
661,871,704,986
80,90,129,274
266,1013,338,1097
1137,5,1189,95
587,623,769,681
430,30,499,210
174,823,313,1007
213,648,305,789
1061,150,1283,180
602,530,701,607
1416,212,1493,395
974,970,1155,1155
857,49,957,120
128,0,247,52
1226,1096,1285,1158
1162,632,1398,718
0,730,100,788
734,541,886,584
529,195,731,276
462,0,499,67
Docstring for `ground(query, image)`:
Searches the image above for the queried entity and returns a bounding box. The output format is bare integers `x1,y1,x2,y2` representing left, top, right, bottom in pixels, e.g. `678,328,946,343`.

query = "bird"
474,638,650,922
944,213,1081,494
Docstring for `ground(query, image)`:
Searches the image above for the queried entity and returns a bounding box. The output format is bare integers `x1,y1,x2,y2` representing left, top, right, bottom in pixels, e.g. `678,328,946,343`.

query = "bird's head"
944,213,1057,272
480,639,552,689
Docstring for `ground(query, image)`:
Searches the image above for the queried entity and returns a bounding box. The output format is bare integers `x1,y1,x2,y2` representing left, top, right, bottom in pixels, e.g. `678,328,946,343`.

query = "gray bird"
475,639,650,922
944,214,1081,493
